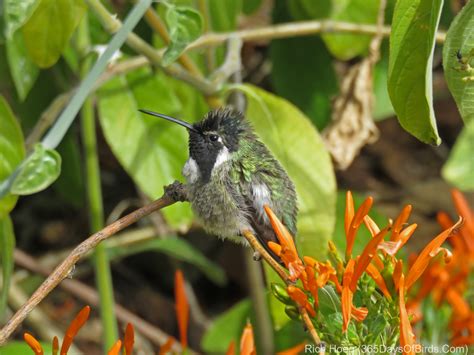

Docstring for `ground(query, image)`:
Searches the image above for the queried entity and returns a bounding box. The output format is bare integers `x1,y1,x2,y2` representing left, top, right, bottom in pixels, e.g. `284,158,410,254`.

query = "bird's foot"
253,251,262,261
164,180,188,202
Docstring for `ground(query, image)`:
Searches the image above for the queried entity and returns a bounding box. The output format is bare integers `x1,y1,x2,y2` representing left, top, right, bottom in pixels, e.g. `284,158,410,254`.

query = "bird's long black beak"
138,109,199,133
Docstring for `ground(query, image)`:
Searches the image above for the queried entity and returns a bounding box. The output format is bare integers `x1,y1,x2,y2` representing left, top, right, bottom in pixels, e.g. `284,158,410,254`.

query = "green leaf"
0,95,25,217
388,0,443,145
242,0,262,15
107,237,227,286
0,216,15,319
270,36,338,130
97,68,196,228
322,0,379,60
442,0,474,123
232,85,337,260
373,42,395,121
21,0,86,68
208,0,242,31
3,0,40,39
163,5,203,66
288,0,332,20
0,341,53,354
201,299,252,353
5,31,39,101
442,120,474,191
11,144,61,195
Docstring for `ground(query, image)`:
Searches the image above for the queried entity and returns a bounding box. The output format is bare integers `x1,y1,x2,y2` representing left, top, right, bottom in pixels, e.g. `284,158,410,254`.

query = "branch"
186,19,446,51
0,181,186,345
13,249,189,353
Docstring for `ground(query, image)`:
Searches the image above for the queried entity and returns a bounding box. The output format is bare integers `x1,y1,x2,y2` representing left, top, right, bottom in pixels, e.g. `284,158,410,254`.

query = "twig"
241,230,290,283
187,19,446,51
13,249,189,353
0,182,186,345
209,37,243,89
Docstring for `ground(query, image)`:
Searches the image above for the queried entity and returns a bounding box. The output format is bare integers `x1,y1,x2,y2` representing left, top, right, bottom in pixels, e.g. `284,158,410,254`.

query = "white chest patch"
213,146,231,170
252,183,272,223
182,158,200,183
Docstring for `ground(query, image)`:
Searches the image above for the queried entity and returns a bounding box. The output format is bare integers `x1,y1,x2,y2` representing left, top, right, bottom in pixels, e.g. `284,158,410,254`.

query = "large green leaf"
11,144,61,195
5,31,39,101
3,0,39,39
97,67,199,229
442,0,474,123
208,0,242,31
201,299,252,353
233,85,337,260
442,120,474,191
162,5,203,66
106,237,227,286
21,0,86,68
388,0,443,145
0,216,15,319
373,42,395,121
322,0,379,60
0,95,25,217
288,0,332,20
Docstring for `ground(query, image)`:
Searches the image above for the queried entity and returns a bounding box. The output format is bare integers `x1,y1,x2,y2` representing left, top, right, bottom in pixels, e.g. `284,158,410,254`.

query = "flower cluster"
266,191,464,352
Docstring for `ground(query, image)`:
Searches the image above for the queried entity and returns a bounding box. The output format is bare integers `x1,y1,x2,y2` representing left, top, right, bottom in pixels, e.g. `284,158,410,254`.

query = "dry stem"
0,182,185,345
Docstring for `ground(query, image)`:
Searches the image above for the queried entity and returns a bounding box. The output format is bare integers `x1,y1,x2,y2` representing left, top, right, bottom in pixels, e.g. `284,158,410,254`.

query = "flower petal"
107,340,122,355
158,337,176,355
346,197,373,259
351,306,368,322
406,218,462,289
124,323,134,355
226,340,236,355
345,191,355,236
342,259,355,332
276,342,307,355
398,274,417,353
240,323,256,355
391,205,412,241
175,270,189,349
363,215,380,237
24,333,44,355
264,205,298,255
60,305,90,355
366,263,392,299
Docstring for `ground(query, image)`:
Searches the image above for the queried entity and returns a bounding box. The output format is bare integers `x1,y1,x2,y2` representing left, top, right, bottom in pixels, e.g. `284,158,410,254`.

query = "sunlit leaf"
0,95,25,217
442,0,474,123
6,31,39,101
3,0,39,38
11,144,61,195
442,120,474,191
0,341,53,354
202,299,252,354
388,0,443,144
322,0,379,60
21,0,86,68
163,5,203,66
97,67,201,229
0,216,15,319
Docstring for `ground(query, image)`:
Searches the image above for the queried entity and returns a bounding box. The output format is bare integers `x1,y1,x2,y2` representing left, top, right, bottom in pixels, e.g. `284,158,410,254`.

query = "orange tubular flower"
159,337,176,355
60,305,90,355
240,323,256,355
52,336,59,355
351,305,368,322
366,263,391,299
345,192,373,260
276,342,307,355
342,259,355,332
390,205,412,241
24,333,44,355
405,217,463,290
264,205,305,281
398,274,417,354
445,288,471,319
174,270,189,349
107,340,122,355
451,189,474,253
124,323,134,355
226,340,236,355
350,228,388,292
287,285,316,317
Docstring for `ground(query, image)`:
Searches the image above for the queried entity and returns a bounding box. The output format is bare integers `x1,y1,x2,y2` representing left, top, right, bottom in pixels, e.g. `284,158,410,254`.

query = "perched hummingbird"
139,107,298,255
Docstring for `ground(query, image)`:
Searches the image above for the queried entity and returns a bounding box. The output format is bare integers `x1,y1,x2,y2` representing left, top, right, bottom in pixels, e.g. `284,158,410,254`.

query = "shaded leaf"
322,0,379,60
0,216,15,319
202,299,252,354
21,0,86,68
163,5,203,66
3,0,39,38
442,120,474,191
0,341,53,354
442,0,474,123
6,31,39,101
373,42,394,120
208,0,242,31
97,67,196,229
242,0,262,15
0,95,25,217
288,0,332,20
11,144,61,195
388,0,443,144
106,237,227,286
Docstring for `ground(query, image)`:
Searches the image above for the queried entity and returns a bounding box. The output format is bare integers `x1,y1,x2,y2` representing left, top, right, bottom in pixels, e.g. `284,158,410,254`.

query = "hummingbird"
139,107,298,257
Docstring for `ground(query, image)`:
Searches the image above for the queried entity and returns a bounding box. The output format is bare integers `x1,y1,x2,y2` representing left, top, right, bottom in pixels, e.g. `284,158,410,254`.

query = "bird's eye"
209,134,219,142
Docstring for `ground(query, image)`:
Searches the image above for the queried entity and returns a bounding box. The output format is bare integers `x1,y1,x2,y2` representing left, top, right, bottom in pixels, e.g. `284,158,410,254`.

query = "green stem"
78,14,118,350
